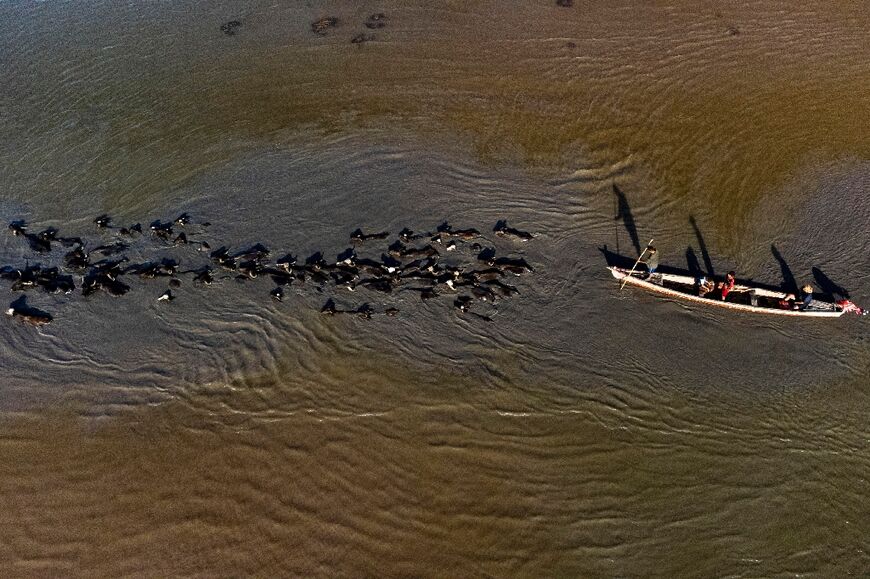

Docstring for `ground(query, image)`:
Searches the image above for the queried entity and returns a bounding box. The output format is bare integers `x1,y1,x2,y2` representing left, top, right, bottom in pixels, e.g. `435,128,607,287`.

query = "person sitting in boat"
797,284,814,310
641,246,659,278
696,275,715,297
718,271,736,301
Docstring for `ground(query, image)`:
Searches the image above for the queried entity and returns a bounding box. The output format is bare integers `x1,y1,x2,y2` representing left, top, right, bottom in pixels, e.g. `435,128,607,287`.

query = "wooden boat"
609,266,847,317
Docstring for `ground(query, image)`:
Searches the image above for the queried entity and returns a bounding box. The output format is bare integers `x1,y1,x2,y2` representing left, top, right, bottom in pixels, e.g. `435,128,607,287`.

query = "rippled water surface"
1,1,869,576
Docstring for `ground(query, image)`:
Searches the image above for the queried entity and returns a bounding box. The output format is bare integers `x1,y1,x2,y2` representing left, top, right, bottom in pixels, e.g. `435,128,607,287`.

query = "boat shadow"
599,245,791,295
602,204,831,297
601,244,714,279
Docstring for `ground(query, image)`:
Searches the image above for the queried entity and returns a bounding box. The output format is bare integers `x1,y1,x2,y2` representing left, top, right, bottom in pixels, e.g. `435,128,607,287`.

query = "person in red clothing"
719,271,736,301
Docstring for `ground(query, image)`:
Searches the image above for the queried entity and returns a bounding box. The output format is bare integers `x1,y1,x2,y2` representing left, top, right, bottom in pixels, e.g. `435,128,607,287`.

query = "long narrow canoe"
609,266,845,317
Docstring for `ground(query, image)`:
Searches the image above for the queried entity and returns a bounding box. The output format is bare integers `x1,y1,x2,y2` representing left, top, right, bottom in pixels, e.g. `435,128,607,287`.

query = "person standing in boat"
718,271,736,301
641,246,659,278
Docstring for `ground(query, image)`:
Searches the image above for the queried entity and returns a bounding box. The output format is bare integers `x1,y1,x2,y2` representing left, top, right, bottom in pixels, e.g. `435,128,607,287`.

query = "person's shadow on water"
613,183,641,257
812,267,850,301
771,245,798,295
689,215,714,277
686,247,702,278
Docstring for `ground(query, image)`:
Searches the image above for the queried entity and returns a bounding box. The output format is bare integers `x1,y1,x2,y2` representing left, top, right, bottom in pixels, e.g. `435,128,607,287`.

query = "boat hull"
609,267,844,318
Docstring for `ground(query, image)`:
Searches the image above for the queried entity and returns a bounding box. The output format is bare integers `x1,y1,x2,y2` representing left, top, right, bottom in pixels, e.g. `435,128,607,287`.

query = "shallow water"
1,1,869,576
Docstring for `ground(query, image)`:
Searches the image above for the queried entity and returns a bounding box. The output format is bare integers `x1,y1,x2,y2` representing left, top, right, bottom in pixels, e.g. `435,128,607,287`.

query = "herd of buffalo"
3,215,536,327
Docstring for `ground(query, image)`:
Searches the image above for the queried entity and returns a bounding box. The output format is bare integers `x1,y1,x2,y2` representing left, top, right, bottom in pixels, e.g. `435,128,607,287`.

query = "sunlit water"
1,0,869,575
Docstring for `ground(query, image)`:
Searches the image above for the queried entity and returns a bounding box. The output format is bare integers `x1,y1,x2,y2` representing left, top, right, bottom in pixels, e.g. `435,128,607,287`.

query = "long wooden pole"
620,238,654,290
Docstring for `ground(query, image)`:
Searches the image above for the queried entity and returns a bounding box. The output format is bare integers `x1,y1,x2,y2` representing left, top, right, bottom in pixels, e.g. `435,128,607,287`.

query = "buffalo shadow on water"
8,295,53,321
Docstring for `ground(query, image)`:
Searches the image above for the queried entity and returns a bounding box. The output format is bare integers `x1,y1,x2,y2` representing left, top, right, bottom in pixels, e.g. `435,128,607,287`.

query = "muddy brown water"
1,0,869,576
